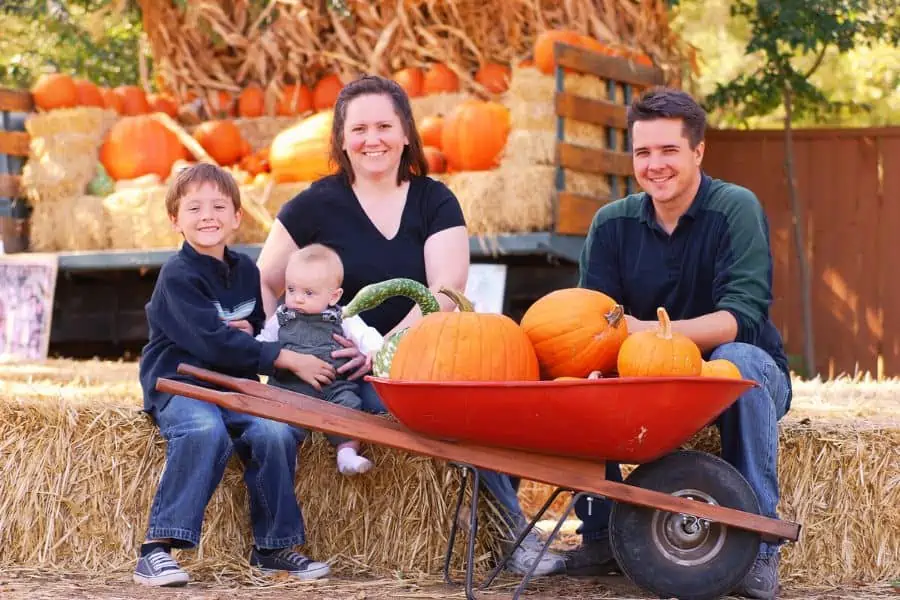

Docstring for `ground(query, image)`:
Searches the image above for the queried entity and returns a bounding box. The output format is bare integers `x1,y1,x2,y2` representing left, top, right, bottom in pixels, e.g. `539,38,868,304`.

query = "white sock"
336,447,373,475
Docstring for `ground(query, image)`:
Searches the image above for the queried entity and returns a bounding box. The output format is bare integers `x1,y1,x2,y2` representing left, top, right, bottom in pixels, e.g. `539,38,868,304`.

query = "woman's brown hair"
329,75,429,185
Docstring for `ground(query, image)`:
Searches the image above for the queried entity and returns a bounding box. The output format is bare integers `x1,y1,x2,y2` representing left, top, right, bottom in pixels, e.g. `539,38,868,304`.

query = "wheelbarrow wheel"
608,450,761,600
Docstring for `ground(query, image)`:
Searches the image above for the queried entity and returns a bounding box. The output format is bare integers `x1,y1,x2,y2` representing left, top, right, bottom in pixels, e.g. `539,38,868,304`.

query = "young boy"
256,243,384,475
135,163,333,587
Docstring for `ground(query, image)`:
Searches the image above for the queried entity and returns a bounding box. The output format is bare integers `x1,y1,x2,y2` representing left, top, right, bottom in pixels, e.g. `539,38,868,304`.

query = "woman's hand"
226,319,254,335
275,349,335,391
332,334,371,380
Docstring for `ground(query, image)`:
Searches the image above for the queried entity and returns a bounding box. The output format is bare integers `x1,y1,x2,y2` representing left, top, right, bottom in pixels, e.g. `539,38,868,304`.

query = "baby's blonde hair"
286,243,344,286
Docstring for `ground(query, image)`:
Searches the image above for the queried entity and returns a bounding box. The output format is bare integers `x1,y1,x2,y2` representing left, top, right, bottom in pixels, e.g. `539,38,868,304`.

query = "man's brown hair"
165,162,242,217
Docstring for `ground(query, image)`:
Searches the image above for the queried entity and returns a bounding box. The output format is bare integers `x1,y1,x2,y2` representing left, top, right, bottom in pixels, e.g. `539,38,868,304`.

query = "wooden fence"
703,127,900,379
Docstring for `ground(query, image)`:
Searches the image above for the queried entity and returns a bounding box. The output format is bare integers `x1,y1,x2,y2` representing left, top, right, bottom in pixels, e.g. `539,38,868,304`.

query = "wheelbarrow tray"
367,376,757,464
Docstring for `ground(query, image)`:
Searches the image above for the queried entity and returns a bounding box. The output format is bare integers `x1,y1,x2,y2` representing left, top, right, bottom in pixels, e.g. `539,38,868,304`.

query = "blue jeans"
146,394,308,549
357,381,529,533
575,342,791,557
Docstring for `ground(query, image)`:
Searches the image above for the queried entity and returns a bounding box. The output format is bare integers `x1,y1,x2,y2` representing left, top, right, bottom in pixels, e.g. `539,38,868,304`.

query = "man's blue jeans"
357,381,529,533
575,342,791,557
146,394,308,549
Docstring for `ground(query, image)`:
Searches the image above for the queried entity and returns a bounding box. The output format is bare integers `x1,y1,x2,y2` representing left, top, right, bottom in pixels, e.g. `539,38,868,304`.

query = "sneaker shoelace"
147,551,181,573
274,549,311,568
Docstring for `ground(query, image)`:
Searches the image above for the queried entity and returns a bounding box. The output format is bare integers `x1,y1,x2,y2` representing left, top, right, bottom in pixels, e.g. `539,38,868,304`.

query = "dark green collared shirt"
578,173,791,391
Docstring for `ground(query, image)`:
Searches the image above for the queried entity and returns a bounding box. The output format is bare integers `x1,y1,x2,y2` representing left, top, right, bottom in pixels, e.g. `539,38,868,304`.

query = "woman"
256,74,564,577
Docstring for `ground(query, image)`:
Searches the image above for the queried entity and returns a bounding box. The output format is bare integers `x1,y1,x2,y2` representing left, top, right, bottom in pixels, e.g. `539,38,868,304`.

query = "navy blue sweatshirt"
139,242,282,417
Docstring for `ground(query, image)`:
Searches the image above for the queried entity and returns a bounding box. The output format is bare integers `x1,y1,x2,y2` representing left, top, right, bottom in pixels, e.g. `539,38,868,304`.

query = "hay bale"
0,360,508,579
102,186,182,250
518,380,900,587
233,116,298,152
28,194,110,252
232,181,311,245
411,92,473,122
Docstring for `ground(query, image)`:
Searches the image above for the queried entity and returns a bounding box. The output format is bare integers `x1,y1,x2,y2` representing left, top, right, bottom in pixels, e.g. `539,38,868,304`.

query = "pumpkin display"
147,93,178,117
419,115,443,149
423,146,446,174
114,85,150,115
238,85,266,118
31,73,78,111
99,115,189,181
520,288,628,379
73,79,104,107
393,67,424,98
701,359,742,379
193,120,245,166
277,84,313,116
475,62,511,93
617,307,702,377
313,74,343,110
268,110,335,183
423,63,459,94
440,99,510,171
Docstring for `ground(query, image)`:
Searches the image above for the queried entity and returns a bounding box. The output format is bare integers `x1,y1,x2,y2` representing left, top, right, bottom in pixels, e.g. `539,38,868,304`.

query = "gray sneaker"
250,547,331,580
506,531,566,577
733,553,780,599
133,547,190,587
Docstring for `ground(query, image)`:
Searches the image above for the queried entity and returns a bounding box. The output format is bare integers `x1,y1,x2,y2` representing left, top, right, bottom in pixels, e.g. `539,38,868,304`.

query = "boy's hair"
165,162,242,217
286,243,344,286
627,87,707,149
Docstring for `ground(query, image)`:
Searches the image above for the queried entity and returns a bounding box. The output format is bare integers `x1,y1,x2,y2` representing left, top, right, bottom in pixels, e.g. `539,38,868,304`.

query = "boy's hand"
332,334,369,380
276,349,335,392
226,319,254,335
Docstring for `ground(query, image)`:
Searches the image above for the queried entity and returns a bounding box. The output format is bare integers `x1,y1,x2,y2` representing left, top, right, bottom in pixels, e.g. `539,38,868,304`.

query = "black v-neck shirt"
277,174,466,335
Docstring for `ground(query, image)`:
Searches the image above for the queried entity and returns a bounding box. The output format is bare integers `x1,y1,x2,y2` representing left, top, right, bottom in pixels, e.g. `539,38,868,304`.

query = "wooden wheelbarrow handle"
157,366,801,543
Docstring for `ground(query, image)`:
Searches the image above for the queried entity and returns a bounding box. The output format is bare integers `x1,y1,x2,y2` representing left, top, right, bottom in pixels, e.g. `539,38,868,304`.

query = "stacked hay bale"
0,359,509,578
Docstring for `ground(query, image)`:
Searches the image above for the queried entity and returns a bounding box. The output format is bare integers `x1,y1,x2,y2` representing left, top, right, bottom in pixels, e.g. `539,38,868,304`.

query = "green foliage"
0,0,145,90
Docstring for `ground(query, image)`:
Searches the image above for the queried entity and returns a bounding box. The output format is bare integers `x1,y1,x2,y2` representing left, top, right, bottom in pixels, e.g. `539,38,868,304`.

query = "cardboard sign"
464,263,508,314
0,253,58,361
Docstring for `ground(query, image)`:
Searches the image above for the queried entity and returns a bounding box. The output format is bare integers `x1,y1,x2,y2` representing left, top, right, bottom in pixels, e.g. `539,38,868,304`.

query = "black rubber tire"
608,450,761,600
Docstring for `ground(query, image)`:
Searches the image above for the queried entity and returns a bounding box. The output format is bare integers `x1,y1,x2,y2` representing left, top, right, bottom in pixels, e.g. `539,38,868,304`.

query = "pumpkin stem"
438,287,475,312
342,277,440,319
605,304,625,327
656,306,673,339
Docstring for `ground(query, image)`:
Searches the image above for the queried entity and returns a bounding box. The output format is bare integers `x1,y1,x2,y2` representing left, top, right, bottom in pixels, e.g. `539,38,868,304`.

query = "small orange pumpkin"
31,73,78,111
533,29,585,74
114,85,149,115
440,100,510,171
147,93,179,117
238,85,266,118
99,115,189,180
269,110,335,183
99,87,124,114
617,307,703,377
313,73,343,110
73,79,104,107
474,62,511,94
520,288,629,379
423,146,447,174
419,114,443,149
277,83,313,117
393,67,424,98
701,359,742,379
423,63,459,94
193,120,245,166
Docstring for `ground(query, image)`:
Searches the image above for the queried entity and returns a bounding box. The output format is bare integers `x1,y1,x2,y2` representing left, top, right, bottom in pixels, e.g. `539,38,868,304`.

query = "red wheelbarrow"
157,365,801,600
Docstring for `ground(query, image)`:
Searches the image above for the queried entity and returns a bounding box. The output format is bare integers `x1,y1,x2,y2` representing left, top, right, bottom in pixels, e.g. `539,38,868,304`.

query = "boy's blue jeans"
357,382,529,534
575,342,791,558
146,394,308,549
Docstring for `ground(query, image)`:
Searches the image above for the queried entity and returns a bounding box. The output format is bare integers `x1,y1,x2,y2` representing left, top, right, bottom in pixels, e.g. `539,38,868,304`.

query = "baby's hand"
226,319,254,335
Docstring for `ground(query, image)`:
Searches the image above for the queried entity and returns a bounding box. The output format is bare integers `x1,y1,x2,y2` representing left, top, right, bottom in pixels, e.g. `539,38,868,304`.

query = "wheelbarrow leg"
480,485,569,588
442,462,481,600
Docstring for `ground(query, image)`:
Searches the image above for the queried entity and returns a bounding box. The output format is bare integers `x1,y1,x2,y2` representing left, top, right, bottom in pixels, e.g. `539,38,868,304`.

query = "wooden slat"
555,92,627,128
0,131,30,157
0,174,22,198
0,88,34,113
554,43,665,88
555,191,611,236
556,141,632,177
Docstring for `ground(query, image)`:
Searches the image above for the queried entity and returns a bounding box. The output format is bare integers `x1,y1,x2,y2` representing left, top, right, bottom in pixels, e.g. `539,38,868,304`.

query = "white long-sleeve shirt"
255,306,385,356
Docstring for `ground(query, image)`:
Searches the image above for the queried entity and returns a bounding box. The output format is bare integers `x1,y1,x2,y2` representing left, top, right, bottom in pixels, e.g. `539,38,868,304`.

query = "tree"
703,0,900,377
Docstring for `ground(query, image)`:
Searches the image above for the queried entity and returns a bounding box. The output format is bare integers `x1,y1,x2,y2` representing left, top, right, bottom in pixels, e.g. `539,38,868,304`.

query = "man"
565,87,792,600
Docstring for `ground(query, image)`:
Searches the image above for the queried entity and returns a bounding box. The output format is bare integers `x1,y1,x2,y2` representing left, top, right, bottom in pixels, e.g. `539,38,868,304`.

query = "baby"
256,243,383,475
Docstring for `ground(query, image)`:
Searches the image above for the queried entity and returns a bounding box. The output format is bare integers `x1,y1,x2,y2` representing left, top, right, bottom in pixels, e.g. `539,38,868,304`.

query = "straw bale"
0,361,508,579
410,93,474,122
102,186,182,250
27,194,110,252
232,181,312,244
233,116,298,152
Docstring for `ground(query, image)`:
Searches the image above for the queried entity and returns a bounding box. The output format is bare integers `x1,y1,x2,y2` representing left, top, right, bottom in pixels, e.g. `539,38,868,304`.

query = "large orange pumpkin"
31,73,78,111
269,110,336,183
701,359,742,379
617,307,702,377
419,114,443,149
99,115,189,180
423,63,459,94
193,120,245,166
114,85,149,115
238,85,266,118
393,67,424,98
520,288,629,379
533,29,585,74
313,73,343,110
73,79,104,107
390,291,540,382
441,100,510,171
277,84,313,116
475,62,511,94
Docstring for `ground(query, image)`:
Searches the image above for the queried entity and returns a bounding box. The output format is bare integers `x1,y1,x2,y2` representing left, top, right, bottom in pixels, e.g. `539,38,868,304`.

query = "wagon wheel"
608,450,761,600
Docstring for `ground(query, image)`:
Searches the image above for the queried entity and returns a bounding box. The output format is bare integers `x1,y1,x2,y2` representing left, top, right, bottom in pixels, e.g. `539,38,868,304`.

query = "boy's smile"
170,182,242,259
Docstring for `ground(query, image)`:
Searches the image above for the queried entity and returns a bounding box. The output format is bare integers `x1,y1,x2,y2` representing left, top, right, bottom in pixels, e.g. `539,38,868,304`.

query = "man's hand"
332,333,370,380
226,319,254,335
